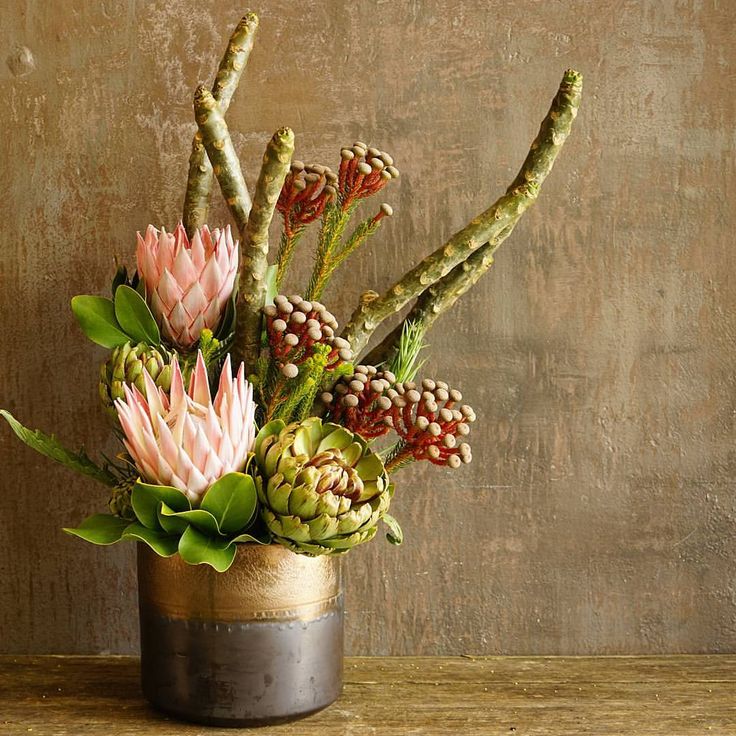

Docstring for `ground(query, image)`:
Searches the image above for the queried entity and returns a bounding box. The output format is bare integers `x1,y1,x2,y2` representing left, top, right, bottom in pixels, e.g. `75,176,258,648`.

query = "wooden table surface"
1,655,735,735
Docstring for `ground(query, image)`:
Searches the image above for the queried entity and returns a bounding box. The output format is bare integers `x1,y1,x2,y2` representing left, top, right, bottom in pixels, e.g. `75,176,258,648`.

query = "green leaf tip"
383,513,403,546
131,481,190,530
113,285,160,346
200,472,258,535
71,295,129,348
178,525,237,572
63,514,130,545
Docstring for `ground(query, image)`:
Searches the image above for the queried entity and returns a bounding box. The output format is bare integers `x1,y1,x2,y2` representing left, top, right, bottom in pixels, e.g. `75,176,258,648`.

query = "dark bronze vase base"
137,543,344,727
140,609,344,727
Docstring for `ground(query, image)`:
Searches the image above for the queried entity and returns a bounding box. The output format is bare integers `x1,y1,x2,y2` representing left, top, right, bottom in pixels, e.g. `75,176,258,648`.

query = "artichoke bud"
99,341,171,421
254,417,391,556
108,481,135,521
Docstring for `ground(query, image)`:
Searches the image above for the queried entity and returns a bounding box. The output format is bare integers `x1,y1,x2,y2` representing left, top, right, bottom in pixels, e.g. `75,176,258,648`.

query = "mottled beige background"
1,0,734,656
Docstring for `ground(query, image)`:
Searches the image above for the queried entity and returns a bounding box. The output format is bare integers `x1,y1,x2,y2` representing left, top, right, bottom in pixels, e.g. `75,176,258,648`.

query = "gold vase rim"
137,543,342,623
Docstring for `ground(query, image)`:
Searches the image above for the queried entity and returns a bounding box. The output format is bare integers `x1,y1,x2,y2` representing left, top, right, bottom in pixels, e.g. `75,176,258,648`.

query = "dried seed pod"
281,363,299,379
323,368,474,470
264,293,353,375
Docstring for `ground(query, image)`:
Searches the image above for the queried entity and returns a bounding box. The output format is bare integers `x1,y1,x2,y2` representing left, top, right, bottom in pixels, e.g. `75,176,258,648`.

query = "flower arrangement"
1,13,582,572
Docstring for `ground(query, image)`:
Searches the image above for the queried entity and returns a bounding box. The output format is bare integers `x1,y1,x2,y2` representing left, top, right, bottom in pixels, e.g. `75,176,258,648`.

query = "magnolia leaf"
214,290,237,341
131,481,190,530
157,502,189,535
111,265,129,296
160,506,221,536
63,514,130,545
178,525,237,572
114,285,160,345
122,522,179,557
71,295,130,348
383,513,403,546
201,473,257,534
264,264,278,306
0,410,117,486
231,526,272,545
258,266,279,350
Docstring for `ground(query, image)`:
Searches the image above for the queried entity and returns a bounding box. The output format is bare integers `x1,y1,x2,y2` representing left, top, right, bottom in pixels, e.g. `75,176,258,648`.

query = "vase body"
137,542,343,726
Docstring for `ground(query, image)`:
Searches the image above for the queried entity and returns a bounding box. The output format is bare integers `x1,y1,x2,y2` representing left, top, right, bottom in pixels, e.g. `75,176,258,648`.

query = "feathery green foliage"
0,410,119,487
387,321,428,383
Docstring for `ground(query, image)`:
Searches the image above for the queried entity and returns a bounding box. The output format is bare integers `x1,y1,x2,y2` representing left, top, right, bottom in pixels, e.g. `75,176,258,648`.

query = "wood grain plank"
2,656,735,735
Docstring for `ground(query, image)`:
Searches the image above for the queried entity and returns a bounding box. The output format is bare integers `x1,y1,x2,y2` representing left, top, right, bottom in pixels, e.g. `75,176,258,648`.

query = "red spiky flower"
322,366,474,471
264,294,353,378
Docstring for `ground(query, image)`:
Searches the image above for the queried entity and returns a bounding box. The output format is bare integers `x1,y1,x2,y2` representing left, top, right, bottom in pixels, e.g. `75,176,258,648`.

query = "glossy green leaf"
63,514,130,545
131,481,190,529
178,525,237,572
111,265,129,296
71,295,129,348
215,290,237,340
264,264,278,306
200,473,257,534
0,410,117,487
114,285,160,345
383,513,403,546
157,502,189,535
159,506,221,536
231,526,272,545
122,522,179,557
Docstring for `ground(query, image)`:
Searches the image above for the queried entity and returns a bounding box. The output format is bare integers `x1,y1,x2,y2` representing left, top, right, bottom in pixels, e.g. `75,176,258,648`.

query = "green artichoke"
254,417,391,555
99,342,172,419
108,479,135,520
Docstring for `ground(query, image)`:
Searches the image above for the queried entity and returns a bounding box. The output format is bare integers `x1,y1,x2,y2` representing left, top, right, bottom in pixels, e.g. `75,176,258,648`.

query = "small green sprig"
386,320,428,383
306,204,392,300
272,344,331,423
275,143,397,300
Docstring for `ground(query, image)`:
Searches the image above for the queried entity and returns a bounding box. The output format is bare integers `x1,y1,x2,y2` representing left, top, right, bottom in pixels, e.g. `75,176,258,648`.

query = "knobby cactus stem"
183,13,259,237
235,127,295,369
342,69,583,358
194,85,252,236
362,243,500,367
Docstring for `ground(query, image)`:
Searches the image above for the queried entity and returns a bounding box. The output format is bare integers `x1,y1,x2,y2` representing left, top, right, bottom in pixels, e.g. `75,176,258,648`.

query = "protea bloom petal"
114,352,256,504
136,223,238,350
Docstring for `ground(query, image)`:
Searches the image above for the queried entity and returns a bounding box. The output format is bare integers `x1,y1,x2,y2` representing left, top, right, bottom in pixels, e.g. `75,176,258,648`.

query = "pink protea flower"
136,223,238,350
114,351,255,504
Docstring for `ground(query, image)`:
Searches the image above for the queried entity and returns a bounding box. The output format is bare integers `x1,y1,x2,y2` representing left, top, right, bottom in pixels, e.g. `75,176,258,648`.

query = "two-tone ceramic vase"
137,543,343,726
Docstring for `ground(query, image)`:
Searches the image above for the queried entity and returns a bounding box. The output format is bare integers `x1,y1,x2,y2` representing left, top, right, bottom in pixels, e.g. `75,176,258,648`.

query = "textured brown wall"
1,0,734,656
